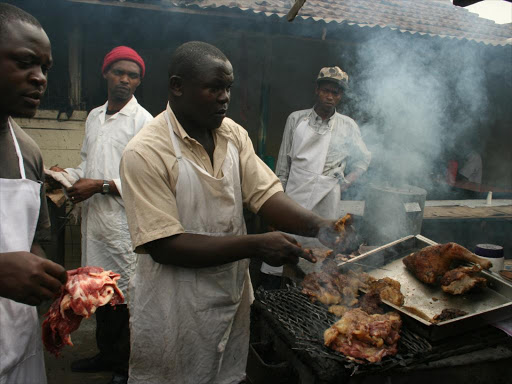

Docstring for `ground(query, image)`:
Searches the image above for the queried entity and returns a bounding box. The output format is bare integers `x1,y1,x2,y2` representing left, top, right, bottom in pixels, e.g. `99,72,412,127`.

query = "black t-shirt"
0,118,50,238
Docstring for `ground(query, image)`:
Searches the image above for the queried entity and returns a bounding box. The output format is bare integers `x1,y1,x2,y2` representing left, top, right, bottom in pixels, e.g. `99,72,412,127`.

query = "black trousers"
95,304,130,376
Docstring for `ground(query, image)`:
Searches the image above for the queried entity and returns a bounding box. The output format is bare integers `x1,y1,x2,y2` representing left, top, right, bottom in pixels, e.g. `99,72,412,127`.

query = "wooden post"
68,22,83,110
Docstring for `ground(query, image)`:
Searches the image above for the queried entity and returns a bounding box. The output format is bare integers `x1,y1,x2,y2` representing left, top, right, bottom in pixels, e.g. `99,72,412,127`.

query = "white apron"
0,121,47,384
261,118,340,275
128,112,252,384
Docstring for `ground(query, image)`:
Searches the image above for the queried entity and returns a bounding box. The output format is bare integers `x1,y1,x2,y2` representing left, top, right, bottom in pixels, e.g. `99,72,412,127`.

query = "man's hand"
49,165,67,173
0,252,67,306
66,178,102,203
256,232,317,267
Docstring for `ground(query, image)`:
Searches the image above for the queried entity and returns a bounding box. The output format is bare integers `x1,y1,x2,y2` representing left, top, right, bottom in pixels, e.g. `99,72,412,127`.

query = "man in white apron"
260,66,371,288
0,5,68,383
119,42,338,384
48,47,152,384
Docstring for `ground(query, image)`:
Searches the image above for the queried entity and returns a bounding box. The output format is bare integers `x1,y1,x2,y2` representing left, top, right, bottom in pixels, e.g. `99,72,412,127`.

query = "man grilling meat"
119,41,345,384
260,66,371,288
48,46,152,384
0,4,67,383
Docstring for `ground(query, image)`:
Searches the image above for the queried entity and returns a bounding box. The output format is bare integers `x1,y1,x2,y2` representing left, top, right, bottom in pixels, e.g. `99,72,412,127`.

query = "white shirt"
65,96,153,293
275,107,371,189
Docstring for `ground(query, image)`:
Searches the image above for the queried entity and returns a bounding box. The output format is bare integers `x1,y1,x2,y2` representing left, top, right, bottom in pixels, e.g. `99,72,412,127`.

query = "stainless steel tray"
337,235,512,341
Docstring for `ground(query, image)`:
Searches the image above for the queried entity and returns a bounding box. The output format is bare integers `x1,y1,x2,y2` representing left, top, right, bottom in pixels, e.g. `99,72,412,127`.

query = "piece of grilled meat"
403,243,491,285
440,265,487,295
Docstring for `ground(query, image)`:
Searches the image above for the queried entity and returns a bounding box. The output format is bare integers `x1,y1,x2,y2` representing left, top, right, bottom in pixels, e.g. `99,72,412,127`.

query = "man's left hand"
67,178,102,203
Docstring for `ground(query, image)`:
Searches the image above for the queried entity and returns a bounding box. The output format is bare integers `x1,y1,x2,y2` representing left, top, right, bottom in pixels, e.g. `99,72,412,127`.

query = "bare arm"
146,231,316,268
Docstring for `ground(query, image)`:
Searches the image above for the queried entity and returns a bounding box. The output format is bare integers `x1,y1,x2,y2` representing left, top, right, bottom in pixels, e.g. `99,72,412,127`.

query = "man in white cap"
260,66,371,288
49,46,153,384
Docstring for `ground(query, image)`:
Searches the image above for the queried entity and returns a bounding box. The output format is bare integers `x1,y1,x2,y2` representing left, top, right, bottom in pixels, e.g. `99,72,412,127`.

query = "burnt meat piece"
433,308,468,322
403,243,492,285
440,265,487,295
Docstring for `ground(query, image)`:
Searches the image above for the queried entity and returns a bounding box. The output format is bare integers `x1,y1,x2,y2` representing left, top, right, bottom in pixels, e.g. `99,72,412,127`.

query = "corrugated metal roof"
73,0,512,45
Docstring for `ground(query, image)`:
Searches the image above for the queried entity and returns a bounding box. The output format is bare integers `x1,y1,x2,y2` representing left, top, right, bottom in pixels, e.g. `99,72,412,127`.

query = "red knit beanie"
102,46,145,78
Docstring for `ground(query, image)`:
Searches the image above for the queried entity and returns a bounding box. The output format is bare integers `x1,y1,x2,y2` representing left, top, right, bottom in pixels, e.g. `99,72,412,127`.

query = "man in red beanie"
49,46,152,384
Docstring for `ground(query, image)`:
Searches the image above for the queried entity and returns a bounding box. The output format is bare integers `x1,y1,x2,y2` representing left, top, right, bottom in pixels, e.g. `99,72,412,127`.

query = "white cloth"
261,117,341,276
0,122,47,384
128,111,252,384
65,96,152,294
275,108,371,190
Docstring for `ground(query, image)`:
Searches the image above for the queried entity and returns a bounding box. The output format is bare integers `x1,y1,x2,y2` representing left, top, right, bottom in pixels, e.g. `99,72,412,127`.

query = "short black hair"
168,41,228,79
0,3,42,39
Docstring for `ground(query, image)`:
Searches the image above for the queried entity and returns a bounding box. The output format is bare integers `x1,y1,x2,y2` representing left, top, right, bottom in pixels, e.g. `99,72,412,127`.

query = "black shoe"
107,374,128,384
70,354,111,372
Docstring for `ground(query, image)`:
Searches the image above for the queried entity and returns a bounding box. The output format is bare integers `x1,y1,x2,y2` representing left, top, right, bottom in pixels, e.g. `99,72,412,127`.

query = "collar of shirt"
165,103,229,177
97,95,139,124
308,107,336,133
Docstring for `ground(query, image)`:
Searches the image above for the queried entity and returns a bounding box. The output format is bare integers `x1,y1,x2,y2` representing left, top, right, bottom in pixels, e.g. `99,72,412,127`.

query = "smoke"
342,32,489,192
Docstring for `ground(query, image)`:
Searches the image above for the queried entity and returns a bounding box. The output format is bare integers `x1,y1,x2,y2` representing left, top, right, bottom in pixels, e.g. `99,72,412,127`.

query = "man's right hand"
0,252,67,306
49,165,67,173
255,232,317,267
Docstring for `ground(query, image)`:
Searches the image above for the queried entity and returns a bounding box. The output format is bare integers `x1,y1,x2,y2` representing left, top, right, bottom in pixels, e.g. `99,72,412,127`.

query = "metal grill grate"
254,286,433,376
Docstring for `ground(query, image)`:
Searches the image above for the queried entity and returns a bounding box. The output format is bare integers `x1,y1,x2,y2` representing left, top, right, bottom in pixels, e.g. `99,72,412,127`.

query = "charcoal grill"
251,286,512,384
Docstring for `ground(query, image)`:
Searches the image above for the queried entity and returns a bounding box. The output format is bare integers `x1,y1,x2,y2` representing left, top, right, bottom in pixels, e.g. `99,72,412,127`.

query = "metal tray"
337,235,512,341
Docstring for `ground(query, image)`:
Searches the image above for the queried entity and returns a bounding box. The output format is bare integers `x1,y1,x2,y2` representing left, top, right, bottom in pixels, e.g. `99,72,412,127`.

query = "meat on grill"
324,308,402,363
402,243,491,294
440,265,487,295
42,266,124,356
301,270,361,306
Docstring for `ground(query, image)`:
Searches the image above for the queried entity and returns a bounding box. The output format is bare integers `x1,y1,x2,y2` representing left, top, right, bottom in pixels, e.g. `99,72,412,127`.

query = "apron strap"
164,110,183,160
8,120,27,180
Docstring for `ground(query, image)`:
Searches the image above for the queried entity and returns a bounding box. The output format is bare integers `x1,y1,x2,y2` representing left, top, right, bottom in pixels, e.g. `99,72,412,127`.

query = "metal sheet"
338,235,512,341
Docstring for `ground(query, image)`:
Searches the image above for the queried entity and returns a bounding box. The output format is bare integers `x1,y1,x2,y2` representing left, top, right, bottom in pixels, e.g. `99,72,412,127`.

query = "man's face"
315,81,343,110
103,60,141,102
180,58,234,131
0,21,52,119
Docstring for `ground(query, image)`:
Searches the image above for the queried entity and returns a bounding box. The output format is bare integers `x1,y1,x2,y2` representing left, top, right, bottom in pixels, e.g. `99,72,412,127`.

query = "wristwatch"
101,180,110,195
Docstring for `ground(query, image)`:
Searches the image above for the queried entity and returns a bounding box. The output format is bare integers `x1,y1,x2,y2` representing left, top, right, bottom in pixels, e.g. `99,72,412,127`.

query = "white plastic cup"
475,244,504,273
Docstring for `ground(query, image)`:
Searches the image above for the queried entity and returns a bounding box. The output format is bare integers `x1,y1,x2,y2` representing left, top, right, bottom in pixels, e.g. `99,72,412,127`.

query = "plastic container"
475,244,504,273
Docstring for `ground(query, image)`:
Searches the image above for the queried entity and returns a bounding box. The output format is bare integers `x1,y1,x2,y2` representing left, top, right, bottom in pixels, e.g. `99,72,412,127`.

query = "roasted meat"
440,265,487,295
366,277,405,307
332,214,361,255
301,269,361,306
324,308,402,363
328,305,350,317
357,292,385,315
403,243,491,288
432,308,468,323
42,266,124,356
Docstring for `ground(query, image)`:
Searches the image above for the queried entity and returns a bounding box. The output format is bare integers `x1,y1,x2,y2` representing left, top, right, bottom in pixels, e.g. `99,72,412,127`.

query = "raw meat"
42,266,124,356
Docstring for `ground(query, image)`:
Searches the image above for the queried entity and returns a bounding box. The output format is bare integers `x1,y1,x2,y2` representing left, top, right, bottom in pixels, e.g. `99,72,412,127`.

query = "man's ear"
169,75,183,97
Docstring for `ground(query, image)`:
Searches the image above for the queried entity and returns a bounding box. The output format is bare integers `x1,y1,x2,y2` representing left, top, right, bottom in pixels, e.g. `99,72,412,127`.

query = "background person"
260,66,371,288
49,46,152,384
